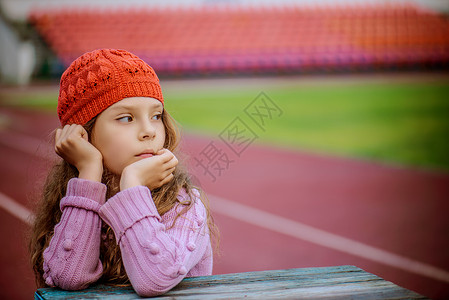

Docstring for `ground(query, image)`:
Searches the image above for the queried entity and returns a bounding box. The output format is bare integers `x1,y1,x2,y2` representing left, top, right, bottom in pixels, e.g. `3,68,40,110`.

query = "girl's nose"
139,120,156,140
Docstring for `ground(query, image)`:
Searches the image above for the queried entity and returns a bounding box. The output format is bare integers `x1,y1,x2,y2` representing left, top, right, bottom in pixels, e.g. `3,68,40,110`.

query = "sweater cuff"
98,186,161,244
66,178,107,204
59,178,107,213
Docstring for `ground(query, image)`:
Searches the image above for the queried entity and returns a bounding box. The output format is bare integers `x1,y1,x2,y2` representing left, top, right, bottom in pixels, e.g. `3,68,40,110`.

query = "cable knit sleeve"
43,178,106,290
98,186,213,297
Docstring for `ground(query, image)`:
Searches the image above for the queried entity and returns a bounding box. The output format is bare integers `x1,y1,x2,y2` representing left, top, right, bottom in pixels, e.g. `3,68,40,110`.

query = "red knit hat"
58,49,163,126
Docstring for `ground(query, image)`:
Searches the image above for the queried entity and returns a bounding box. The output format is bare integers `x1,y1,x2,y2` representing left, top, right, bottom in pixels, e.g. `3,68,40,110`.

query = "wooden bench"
34,265,427,299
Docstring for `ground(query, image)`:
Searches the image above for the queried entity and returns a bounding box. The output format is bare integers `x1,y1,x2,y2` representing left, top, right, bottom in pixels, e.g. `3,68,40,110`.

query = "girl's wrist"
78,162,103,182
119,167,142,191
119,174,140,191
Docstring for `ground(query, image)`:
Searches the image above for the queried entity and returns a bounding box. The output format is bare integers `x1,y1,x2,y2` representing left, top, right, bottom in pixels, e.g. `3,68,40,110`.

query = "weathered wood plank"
34,265,428,299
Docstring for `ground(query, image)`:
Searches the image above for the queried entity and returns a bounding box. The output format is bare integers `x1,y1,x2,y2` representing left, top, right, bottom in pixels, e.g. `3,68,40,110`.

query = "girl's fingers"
54,128,62,144
163,167,176,178
159,150,178,166
166,156,178,169
67,124,78,139
160,173,174,186
74,124,88,141
67,124,84,140
54,127,68,152
54,124,90,157
57,124,87,144
158,149,174,163
60,124,72,141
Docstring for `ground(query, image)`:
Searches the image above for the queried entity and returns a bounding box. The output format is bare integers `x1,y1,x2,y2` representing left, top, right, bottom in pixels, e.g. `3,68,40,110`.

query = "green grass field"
2,75,449,171
164,77,449,171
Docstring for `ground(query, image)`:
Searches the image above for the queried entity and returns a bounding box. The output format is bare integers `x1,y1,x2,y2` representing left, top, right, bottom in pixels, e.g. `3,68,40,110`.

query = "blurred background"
1,0,448,299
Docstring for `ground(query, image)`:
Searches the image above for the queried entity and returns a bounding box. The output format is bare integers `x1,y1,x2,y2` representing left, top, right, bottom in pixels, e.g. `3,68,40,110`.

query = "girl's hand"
120,149,178,191
55,124,103,182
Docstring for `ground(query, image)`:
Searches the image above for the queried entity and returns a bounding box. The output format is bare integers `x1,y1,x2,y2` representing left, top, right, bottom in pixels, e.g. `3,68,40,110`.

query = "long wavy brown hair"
29,109,218,288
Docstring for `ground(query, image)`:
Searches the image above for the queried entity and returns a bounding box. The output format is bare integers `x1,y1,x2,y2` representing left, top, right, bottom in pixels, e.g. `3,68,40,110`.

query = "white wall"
0,16,35,84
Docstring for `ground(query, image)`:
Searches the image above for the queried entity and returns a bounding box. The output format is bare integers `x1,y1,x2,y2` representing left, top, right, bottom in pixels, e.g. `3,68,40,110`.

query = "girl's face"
91,97,165,176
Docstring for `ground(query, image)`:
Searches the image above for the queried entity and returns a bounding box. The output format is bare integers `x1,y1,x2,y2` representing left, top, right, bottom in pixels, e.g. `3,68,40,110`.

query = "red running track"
0,106,448,299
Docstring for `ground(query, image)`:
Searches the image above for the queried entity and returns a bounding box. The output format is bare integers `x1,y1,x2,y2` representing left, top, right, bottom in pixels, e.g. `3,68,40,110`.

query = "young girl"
29,49,217,297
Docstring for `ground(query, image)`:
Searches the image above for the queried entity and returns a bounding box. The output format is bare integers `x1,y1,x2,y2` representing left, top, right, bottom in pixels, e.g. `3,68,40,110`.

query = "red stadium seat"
28,4,449,75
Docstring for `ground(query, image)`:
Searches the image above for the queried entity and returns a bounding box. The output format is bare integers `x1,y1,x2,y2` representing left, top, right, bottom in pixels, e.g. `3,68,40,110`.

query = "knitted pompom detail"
76,78,87,94
86,71,98,88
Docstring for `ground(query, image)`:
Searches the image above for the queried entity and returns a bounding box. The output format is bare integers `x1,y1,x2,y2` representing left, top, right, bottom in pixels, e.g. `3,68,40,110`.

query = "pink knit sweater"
42,178,213,297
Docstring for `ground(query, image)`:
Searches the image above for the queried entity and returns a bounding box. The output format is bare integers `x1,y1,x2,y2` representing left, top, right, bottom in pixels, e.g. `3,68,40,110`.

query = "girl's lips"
137,153,153,158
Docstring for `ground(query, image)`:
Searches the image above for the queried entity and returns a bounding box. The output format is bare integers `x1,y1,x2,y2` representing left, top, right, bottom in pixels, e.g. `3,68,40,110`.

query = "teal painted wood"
34,265,428,299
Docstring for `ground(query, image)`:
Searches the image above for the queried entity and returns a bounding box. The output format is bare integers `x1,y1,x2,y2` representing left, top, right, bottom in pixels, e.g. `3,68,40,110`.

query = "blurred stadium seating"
28,3,449,76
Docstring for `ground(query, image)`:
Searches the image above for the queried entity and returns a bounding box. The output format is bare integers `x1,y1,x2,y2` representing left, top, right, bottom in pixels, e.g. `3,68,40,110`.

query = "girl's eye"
117,116,133,123
152,114,162,121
